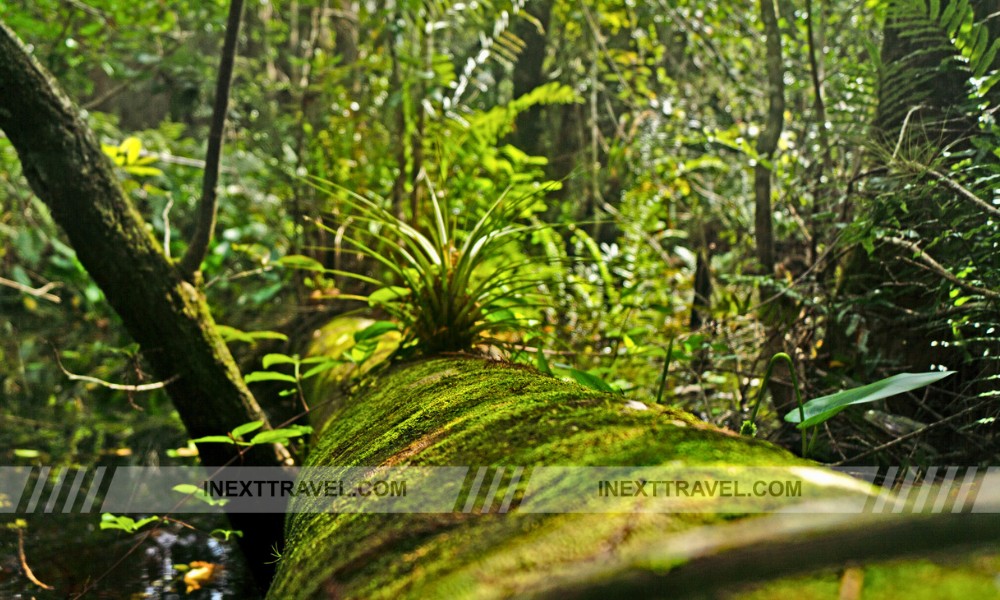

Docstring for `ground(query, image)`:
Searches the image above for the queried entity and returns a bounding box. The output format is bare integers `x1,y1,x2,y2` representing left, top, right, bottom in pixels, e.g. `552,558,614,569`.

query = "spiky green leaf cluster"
304,177,554,355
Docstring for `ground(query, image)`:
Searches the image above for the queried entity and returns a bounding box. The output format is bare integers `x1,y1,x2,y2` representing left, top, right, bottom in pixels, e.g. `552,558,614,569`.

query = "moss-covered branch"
270,346,999,598
0,18,284,586
268,355,856,598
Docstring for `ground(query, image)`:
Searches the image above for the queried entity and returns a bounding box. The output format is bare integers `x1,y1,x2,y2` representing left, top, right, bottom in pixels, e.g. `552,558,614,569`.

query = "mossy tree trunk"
0,20,284,586
267,355,826,599
269,354,1000,599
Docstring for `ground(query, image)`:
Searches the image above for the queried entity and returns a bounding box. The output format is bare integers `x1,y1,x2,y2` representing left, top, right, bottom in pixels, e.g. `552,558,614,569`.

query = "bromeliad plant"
295,176,555,356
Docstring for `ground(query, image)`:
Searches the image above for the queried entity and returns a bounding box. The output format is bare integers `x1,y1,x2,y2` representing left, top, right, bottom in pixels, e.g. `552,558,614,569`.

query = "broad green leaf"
349,339,378,364
244,371,298,384
784,371,955,429
231,420,264,438
301,360,340,380
566,368,616,393
245,330,289,341
217,325,288,344
123,165,163,177
368,286,410,304
216,324,252,343
100,514,161,533
13,449,40,458
536,349,552,376
210,528,243,541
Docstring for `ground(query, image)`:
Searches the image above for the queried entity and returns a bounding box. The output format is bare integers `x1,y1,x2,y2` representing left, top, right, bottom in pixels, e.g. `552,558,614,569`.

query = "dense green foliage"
1,0,999,595
3,0,995,467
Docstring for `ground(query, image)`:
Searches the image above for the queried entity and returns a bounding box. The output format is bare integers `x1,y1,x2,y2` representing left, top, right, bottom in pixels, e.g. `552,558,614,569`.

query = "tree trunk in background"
333,0,360,69
0,20,285,589
755,0,784,276
511,0,553,156
753,0,795,425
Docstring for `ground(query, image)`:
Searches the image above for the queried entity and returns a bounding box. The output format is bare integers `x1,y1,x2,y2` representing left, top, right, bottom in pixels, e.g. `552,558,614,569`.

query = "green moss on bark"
268,356,836,599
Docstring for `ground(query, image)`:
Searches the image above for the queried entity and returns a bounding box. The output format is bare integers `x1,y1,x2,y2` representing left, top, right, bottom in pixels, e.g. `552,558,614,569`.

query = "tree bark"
755,0,784,275
0,19,284,588
511,0,553,157
268,351,1000,598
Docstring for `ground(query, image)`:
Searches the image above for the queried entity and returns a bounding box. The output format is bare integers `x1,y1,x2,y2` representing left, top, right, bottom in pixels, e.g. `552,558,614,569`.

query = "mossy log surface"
267,351,859,599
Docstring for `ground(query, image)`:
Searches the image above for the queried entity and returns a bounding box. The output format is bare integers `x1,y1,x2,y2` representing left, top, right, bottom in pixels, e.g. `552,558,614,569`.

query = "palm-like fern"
877,0,1000,139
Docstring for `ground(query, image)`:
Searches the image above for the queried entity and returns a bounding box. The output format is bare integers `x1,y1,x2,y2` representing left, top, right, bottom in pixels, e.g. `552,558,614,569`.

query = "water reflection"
1,512,259,599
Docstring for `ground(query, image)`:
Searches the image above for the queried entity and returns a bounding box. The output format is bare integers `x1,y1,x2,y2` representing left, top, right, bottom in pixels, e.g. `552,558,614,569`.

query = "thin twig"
82,37,188,110
62,0,112,24
0,276,61,303
883,236,1000,300
162,196,174,260
52,347,178,392
829,400,990,466
17,528,54,591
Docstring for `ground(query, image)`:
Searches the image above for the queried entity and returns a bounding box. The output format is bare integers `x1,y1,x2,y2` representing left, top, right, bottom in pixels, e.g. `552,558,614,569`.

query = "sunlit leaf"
189,435,236,445
231,420,264,438
262,353,298,369
244,371,298,384
119,136,141,164
172,484,229,507
183,561,217,593
784,371,955,429
354,321,399,341
248,425,313,446
276,254,325,270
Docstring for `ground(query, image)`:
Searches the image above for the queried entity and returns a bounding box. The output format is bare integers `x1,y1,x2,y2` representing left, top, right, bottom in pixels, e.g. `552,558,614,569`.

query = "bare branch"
883,236,1000,300
923,164,1000,219
17,528,54,591
179,0,245,279
53,348,179,392
829,399,992,466
0,275,61,303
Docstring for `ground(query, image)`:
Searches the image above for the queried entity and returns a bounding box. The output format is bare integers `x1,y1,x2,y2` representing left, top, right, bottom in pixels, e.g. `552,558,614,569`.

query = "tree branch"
883,236,1000,300
0,275,61,303
0,17,286,587
52,347,179,392
179,0,245,279
895,158,1000,219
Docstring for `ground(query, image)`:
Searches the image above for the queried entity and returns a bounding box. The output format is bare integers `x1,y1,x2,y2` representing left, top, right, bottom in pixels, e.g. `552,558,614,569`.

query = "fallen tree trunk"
267,352,864,599
268,325,1000,599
